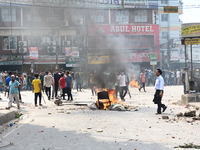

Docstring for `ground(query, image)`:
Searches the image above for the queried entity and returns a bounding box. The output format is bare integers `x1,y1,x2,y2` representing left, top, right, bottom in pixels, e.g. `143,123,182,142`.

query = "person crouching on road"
32,74,42,107
6,75,21,110
153,69,167,114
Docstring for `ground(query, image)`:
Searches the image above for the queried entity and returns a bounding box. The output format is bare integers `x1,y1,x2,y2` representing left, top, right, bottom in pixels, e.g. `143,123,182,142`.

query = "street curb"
0,111,18,125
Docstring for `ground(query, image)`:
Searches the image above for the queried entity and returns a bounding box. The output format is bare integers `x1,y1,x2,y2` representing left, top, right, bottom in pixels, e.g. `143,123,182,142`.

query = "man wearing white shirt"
153,69,167,114
118,72,127,101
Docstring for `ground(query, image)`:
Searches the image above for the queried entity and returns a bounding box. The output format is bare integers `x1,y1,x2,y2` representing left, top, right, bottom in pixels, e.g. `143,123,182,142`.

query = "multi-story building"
0,0,160,72
157,0,183,69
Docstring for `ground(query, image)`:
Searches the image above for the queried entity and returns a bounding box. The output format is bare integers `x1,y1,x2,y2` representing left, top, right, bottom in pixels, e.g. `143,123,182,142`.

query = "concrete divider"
0,111,18,125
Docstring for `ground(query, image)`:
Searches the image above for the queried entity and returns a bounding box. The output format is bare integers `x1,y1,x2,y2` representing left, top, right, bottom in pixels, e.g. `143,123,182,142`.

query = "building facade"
157,0,183,69
0,0,159,72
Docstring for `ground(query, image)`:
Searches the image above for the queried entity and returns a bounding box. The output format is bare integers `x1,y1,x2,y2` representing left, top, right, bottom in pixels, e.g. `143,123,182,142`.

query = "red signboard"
88,25,160,62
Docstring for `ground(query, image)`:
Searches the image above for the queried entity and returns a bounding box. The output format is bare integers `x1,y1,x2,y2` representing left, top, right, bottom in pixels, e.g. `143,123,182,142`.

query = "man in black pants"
32,74,42,106
66,71,73,101
153,69,167,114
53,70,61,99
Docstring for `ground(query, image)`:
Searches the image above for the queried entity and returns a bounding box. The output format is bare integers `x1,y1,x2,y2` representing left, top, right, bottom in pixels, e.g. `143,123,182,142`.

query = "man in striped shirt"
153,69,167,114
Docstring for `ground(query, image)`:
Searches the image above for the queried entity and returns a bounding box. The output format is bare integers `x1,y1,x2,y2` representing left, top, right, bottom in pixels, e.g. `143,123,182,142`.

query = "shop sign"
88,53,110,64
163,6,178,13
185,38,200,45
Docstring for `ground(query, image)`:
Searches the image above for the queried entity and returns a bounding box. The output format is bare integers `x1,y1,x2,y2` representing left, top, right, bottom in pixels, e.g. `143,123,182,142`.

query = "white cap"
11,75,15,77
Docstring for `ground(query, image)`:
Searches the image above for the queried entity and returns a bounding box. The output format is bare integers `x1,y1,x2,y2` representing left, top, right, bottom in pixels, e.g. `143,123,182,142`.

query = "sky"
181,0,200,23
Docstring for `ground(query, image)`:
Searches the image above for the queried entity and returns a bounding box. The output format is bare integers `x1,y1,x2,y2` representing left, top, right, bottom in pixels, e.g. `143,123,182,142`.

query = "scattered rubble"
184,111,196,117
162,116,169,119
176,112,183,117
54,100,62,106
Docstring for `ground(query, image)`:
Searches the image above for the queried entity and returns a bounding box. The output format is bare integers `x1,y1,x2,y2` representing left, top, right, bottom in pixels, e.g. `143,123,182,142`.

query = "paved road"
0,86,200,150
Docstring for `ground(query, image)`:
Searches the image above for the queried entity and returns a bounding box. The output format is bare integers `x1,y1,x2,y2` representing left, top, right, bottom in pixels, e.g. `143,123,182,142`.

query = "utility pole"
167,35,171,69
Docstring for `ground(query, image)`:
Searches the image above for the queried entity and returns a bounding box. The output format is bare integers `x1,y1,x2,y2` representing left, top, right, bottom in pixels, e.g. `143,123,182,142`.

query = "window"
162,32,168,39
27,8,48,22
134,10,147,22
161,0,168,4
90,10,104,23
161,14,168,21
1,8,16,22
116,10,129,23
2,36,17,50
72,9,85,23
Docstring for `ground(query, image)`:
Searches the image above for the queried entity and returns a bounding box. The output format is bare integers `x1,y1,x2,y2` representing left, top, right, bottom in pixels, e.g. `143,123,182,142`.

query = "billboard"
88,25,160,62
88,53,110,64
181,23,200,38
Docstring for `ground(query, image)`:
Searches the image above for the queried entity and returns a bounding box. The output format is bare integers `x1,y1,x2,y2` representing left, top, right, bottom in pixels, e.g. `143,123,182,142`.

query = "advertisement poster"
29,47,38,59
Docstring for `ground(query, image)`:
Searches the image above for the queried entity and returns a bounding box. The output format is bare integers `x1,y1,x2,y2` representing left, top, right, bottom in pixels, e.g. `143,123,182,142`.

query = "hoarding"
181,23,200,38
88,24,160,63
88,53,110,64
29,47,38,60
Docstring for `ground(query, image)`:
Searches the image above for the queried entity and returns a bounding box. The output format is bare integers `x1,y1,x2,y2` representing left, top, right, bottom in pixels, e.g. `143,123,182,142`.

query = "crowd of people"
0,67,187,112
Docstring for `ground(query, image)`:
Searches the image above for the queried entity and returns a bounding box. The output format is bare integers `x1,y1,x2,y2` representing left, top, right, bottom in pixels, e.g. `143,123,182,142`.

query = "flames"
94,87,124,110
129,79,139,88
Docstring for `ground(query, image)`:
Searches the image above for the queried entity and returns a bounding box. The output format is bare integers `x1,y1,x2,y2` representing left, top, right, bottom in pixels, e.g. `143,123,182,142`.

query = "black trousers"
139,82,146,91
115,85,120,98
66,87,73,100
54,83,59,97
60,87,66,99
45,87,51,100
153,90,165,113
35,92,41,105
120,86,128,100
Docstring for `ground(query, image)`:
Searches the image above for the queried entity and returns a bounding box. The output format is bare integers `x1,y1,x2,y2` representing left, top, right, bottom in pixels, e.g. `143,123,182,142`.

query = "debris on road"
174,143,200,149
162,116,169,119
176,112,183,117
184,111,196,117
54,100,62,106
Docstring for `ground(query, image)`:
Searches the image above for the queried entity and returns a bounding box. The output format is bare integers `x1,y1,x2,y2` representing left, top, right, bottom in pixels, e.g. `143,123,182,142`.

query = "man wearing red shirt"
59,73,66,100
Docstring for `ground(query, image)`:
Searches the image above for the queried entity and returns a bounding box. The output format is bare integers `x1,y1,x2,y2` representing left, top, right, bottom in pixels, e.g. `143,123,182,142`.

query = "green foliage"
174,143,200,149
15,113,23,118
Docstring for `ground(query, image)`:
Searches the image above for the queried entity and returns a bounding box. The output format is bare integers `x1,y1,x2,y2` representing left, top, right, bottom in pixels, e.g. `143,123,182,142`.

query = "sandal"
5,107,10,110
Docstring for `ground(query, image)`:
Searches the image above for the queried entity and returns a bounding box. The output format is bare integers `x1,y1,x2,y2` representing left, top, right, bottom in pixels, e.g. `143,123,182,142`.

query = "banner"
29,47,38,59
88,53,110,64
182,25,200,36
65,47,79,57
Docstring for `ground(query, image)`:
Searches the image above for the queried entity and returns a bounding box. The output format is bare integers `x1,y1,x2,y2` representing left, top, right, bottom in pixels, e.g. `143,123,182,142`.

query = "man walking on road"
44,72,54,100
6,75,21,110
153,69,167,114
118,71,127,101
32,74,42,107
139,69,146,92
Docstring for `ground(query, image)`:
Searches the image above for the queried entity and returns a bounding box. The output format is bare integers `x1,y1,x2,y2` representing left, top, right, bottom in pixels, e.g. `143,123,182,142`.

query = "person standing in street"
66,71,73,101
6,75,21,110
176,69,181,85
75,72,82,92
118,71,127,101
153,69,167,114
53,69,61,99
59,73,66,100
138,69,147,92
43,72,54,100
32,74,42,107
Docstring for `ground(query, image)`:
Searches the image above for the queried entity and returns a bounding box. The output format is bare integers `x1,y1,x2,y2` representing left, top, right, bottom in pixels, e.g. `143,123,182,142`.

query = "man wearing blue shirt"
6,75,21,110
153,69,167,114
66,71,73,101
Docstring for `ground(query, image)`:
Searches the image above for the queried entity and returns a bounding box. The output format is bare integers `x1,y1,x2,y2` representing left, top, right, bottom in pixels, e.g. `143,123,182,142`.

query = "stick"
42,94,46,104
127,88,131,99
